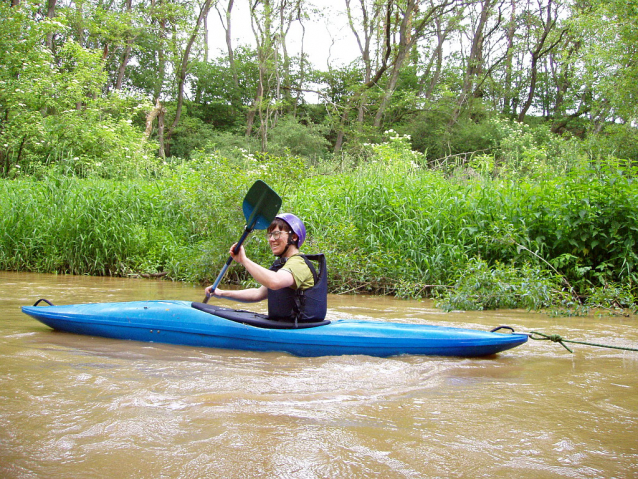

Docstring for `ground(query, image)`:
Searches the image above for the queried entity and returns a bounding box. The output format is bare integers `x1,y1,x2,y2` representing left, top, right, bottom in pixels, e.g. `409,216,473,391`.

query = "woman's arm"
209,285,268,303
230,244,294,291
203,243,294,302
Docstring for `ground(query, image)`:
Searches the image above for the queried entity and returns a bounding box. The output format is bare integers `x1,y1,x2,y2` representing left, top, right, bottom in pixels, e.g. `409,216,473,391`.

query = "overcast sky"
207,1,361,69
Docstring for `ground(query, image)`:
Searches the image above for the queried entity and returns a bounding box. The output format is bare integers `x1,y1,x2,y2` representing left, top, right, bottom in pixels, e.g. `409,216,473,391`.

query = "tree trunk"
518,0,564,122
195,12,209,103
115,42,133,90
419,13,455,100
145,99,165,137
158,108,166,159
333,107,350,154
502,0,516,117
294,5,306,117
449,0,498,126
165,0,214,149
217,0,239,88
246,0,274,147
375,0,455,128
45,0,57,50
345,0,386,127
154,14,167,102
114,0,134,91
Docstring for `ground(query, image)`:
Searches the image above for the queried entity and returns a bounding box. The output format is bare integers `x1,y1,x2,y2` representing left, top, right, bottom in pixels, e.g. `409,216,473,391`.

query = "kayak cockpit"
191,302,330,329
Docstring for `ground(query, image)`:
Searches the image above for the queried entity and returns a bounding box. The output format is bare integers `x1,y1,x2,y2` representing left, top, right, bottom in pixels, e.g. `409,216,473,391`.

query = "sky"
207,1,361,69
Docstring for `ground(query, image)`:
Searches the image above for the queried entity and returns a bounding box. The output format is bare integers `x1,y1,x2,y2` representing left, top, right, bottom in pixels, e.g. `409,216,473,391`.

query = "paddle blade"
242,180,282,230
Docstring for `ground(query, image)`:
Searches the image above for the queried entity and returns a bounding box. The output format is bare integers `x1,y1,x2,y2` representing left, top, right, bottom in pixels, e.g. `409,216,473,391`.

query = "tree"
517,0,567,122
345,0,386,125
164,0,216,156
216,0,239,89
0,1,52,175
449,0,504,125
0,0,152,177
245,0,309,150
373,0,457,128
333,0,393,152
574,0,638,127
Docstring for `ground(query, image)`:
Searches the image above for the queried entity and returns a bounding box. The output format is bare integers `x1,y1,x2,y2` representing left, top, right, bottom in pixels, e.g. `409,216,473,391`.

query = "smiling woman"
206,213,329,324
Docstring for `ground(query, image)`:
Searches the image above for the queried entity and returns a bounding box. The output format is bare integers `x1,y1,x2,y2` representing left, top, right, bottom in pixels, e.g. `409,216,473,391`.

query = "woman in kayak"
205,213,327,324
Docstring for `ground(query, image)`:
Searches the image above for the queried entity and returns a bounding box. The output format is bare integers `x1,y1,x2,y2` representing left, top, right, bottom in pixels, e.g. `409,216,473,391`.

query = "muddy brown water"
1,271,637,478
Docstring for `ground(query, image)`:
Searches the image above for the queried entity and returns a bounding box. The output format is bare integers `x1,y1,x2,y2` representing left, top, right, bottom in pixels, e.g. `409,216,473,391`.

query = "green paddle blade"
242,180,282,230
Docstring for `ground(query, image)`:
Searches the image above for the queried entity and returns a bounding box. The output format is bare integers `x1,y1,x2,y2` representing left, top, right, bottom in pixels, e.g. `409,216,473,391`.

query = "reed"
289,161,637,306
2,145,636,311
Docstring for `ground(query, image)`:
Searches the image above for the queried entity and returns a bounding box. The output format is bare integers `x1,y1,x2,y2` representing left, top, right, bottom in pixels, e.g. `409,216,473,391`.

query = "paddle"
203,180,282,303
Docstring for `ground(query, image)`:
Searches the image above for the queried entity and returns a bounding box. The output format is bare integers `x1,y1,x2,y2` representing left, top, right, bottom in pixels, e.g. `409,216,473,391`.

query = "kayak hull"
21,300,528,358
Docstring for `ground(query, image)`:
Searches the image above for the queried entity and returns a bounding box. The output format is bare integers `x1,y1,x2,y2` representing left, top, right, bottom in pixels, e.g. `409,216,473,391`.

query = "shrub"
267,115,331,160
434,258,558,311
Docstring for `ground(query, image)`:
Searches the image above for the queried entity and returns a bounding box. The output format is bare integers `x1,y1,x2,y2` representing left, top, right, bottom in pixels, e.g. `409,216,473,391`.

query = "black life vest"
267,253,328,325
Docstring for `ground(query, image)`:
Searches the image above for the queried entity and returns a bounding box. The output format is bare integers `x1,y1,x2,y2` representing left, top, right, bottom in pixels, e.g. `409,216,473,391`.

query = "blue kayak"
21,300,528,358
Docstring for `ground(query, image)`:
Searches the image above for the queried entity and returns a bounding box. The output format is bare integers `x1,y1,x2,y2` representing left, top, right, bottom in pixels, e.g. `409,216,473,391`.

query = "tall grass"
290,165,637,303
2,127,637,311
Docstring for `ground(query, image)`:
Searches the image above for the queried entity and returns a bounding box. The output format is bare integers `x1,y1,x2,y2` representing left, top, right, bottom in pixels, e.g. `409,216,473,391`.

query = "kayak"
21,299,528,358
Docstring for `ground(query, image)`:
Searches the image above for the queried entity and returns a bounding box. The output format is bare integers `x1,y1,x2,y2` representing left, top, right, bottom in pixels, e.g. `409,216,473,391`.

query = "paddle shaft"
203,226,252,303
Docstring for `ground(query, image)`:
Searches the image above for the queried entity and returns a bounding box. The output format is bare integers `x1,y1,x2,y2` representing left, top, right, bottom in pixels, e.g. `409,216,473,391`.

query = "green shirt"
280,254,315,290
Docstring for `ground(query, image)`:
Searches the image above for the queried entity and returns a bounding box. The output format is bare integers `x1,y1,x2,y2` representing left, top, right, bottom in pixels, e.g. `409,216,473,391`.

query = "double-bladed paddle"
203,180,282,303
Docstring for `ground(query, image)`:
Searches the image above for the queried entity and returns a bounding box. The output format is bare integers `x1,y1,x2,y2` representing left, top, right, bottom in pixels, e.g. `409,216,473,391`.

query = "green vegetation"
2,125,636,314
1,0,637,314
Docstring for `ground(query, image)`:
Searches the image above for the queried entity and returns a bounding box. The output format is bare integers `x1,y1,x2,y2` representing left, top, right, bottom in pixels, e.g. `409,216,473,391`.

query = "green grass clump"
434,258,557,311
2,134,637,312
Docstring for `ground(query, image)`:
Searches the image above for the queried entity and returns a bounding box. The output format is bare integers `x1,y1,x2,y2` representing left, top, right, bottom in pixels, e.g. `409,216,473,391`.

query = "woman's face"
267,227,296,256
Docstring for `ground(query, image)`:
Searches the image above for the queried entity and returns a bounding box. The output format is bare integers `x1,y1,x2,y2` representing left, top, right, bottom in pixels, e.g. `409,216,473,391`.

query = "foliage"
2,132,638,313
197,131,262,162
404,99,496,163
2,0,638,315
585,282,636,311
267,115,331,160
3,0,638,172
0,2,155,178
166,111,218,160
567,0,638,126
489,118,588,178
0,148,314,279
434,258,558,312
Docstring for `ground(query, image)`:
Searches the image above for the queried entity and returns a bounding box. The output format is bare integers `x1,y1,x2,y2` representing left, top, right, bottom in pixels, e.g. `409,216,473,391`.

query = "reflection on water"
1,271,637,478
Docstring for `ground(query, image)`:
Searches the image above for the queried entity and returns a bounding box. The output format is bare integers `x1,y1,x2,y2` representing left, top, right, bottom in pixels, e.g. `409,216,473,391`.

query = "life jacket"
267,253,328,325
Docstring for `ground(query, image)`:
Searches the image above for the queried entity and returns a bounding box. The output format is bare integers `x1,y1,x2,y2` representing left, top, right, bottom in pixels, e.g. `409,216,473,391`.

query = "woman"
205,213,327,323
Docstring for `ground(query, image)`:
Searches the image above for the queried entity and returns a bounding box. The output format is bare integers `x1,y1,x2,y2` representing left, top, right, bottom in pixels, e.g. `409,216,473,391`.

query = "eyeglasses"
266,231,290,240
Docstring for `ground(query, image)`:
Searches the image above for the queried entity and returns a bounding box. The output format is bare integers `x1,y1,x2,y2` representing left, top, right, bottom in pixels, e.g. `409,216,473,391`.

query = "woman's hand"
229,243,248,265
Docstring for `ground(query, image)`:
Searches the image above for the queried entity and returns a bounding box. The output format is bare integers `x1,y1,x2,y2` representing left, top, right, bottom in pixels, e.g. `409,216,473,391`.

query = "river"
1,271,637,478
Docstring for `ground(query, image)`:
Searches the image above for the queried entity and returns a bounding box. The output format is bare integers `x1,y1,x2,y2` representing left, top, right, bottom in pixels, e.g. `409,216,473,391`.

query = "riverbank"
2,147,637,314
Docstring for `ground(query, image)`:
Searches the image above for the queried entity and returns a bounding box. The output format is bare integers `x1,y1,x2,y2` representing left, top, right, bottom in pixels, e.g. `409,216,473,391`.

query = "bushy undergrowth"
2,122,637,313
433,258,557,312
